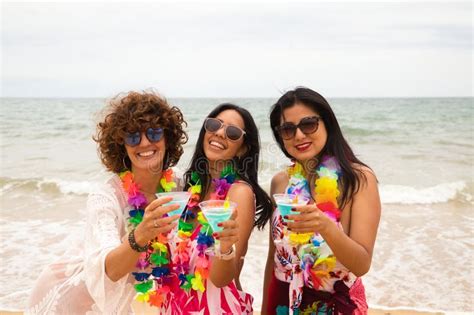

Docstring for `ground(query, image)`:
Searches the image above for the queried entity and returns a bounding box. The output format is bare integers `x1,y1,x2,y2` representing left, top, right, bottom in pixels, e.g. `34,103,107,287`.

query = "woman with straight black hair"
158,103,273,313
185,103,273,230
262,87,381,314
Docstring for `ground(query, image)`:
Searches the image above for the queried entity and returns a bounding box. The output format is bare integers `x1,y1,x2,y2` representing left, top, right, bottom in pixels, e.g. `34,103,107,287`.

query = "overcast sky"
1,1,472,97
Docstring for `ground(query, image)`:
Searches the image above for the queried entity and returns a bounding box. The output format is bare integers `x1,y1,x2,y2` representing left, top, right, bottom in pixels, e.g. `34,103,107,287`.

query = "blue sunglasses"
125,128,164,147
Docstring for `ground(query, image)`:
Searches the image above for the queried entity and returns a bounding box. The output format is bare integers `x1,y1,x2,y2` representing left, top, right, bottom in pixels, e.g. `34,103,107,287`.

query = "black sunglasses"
276,116,320,140
125,127,164,147
204,117,246,141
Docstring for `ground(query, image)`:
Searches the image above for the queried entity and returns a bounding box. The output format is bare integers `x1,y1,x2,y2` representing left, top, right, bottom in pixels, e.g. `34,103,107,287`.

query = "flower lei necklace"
120,165,237,308
285,155,341,244
284,155,342,290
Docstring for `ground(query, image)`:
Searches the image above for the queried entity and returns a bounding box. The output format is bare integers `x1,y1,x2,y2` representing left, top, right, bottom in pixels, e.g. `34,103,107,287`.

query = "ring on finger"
153,219,159,228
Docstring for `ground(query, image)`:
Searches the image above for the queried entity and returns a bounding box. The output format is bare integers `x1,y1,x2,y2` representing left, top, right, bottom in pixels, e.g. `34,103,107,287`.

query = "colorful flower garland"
120,165,237,308
276,156,359,313
285,156,342,289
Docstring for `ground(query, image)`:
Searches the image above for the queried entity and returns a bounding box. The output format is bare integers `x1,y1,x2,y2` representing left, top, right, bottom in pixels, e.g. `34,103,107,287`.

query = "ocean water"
0,97,472,312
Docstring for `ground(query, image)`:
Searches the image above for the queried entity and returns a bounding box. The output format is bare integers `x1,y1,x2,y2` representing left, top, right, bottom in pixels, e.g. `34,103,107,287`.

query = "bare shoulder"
228,181,256,218
351,163,378,187
228,181,254,196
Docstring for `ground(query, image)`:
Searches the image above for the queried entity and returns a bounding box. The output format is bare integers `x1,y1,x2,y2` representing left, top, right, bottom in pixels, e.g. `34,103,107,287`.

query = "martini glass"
155,191,192,217
199,199,236,253
272,194,310,244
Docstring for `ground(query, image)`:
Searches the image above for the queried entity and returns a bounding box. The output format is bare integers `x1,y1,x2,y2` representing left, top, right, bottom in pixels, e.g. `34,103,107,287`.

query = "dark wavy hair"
270,87,370,209
94,91,188,173
185,103,273,230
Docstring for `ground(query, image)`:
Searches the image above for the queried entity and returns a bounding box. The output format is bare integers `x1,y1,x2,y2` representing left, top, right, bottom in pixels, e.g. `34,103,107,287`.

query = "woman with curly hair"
26,91,190,313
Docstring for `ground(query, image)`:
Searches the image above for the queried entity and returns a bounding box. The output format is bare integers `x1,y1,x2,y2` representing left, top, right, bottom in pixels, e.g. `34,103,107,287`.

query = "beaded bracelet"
128,229,149,252
215,244,236,260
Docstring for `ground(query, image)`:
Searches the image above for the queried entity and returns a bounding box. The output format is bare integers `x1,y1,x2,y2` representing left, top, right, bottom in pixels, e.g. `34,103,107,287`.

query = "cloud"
1,2,472,97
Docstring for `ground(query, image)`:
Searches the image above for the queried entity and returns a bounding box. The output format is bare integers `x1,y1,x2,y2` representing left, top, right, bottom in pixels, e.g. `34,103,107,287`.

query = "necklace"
120,165,237,308
285,155,342,244
282,156,343,309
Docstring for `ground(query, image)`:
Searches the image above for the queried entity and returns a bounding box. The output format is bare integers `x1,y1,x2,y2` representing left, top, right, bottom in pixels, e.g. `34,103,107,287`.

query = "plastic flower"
157,233,168,243
134,280,153,294
190,185,201,194
178,220,193,233
191,272,205,292
180,274,194,290
176,240,190,253
320,155,341,172
148,286,170,307
148,291,163,307
313,256,336,271
317,166,339,180
136,256,150,269
120,171,134,191
151,266,170,278
162,169,174,182
197,233,214,247
178,273,188,286
135,292,150,303
178,230,192,239
160,177,177,192
129,193,147,209
151,241,168,253
132,272,150,282
196,267,209,279
195,255,209,269
173,250,189,264
317,201,341,221
129,215,144,227
315,177,339,196
212,178,231,200
150,252,169,266
289,232,313,245
288,162,305,177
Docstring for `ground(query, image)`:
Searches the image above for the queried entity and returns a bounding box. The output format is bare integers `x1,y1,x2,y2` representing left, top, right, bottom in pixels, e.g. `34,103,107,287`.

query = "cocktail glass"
272,194,310,243
199,199,236,253
155,191,192,217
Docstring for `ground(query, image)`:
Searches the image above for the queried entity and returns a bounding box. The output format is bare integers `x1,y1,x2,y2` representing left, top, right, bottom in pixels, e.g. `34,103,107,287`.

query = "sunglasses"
276,116,320,140
204,117,246,141
125,127,164,147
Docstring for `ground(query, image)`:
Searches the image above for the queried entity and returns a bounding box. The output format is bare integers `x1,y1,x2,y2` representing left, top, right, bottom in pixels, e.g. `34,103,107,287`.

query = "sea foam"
379,181,470,204
0,176,101,196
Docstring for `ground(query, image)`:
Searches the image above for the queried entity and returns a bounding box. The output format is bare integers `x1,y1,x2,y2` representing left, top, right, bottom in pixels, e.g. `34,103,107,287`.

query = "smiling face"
125,129,167,173
203,109,247,165
280,102,328,163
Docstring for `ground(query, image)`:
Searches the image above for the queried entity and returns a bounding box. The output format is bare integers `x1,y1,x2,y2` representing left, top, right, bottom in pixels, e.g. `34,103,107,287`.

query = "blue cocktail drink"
273,194,310,221
155,191,192,217
199,200,236,233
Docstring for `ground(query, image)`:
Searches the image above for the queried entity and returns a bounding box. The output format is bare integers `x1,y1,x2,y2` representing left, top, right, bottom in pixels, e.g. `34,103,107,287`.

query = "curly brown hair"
94,91,188,173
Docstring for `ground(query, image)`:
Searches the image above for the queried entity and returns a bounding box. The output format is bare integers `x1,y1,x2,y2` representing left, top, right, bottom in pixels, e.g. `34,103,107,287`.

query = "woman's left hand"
285,204,334,235
213,210,239,253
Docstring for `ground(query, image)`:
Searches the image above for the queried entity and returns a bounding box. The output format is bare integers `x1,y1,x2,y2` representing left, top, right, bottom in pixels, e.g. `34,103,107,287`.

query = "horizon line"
1,95,473,99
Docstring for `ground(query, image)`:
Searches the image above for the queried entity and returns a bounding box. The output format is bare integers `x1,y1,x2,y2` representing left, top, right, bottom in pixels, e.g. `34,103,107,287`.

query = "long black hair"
185,103,273,230
270,87,370,209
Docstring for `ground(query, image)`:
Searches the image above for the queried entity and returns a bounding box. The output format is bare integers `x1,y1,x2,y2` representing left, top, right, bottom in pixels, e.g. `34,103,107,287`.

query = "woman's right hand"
134,196,181,246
